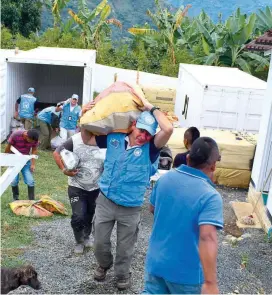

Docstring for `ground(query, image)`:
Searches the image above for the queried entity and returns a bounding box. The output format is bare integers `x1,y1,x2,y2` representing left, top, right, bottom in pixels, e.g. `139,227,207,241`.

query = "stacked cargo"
167,128,257,188
141,86,176,113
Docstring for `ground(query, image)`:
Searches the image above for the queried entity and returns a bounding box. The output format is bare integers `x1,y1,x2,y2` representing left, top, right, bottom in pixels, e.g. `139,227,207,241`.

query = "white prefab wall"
175,64,266,133
6,63,34,136
94,64,178,93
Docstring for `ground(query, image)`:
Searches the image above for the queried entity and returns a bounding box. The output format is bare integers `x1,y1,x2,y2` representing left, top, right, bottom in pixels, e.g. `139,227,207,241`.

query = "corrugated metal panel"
6,63,35,136
0,60,7,141
35,64,84,104
7,47,96,67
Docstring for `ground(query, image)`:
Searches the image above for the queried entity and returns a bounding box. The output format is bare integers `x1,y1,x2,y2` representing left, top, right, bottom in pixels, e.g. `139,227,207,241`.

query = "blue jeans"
11,161,34,187
143,273,202,294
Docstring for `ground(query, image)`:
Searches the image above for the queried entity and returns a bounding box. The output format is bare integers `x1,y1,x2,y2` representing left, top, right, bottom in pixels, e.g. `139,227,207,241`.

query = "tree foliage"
1,0,43,37
1,1,271,81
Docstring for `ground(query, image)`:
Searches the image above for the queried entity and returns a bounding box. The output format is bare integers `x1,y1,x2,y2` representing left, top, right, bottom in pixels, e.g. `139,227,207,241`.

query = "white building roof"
180,63,267,90
6,47,96,67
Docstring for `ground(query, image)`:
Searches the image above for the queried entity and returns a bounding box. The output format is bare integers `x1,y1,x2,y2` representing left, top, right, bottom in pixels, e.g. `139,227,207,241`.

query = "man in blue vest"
56,94,82,141
81,97,173,290
37,106,61,150
15,87,37,130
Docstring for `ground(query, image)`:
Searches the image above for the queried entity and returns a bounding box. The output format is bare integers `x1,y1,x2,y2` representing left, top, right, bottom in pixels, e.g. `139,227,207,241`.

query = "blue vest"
19,94,36,119
99,133,152,207
60,103,81,130
38,106,59,124
151,156,159,176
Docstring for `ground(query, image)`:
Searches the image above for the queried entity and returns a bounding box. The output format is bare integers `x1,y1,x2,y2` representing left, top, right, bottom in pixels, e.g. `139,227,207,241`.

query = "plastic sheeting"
214,168,251,188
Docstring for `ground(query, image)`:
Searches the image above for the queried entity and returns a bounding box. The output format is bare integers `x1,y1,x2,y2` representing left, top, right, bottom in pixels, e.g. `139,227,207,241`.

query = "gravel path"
10,187,272,294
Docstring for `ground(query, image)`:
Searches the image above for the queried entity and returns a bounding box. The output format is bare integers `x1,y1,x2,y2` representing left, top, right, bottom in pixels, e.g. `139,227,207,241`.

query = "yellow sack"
9,196,68,218
10,200,53,218
80,81,144,135
38,195,68,215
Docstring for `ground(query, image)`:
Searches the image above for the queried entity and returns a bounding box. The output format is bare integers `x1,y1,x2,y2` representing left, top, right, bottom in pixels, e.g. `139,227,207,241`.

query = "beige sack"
80,81,144,135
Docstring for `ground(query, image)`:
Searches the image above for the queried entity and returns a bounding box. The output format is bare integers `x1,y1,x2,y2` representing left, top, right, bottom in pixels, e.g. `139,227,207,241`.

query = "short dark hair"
189,137,220,168
184,127,200,144
27,129,39,142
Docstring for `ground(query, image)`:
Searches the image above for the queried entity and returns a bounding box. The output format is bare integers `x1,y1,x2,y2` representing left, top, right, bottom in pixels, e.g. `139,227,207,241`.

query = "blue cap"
72,94,79,100
28,87,35,93
136,111,158,136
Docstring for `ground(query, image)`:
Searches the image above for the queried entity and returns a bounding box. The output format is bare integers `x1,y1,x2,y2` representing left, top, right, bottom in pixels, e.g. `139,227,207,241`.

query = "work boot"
116,275,131,291
28,186,35,200
12,186,19,201
94,263,113,281
84,236,94,248
74,243,84,254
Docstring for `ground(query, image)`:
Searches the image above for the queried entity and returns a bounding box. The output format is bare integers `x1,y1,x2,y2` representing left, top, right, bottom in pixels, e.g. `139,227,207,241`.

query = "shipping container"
0,47,96,142
175,63,267,133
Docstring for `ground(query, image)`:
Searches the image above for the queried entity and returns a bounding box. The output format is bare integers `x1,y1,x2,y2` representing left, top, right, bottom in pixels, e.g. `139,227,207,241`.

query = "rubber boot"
28,186,35,200
12,186,19,201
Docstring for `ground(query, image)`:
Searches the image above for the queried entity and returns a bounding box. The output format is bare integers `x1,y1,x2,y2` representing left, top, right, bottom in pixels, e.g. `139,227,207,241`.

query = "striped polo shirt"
8,130,38,155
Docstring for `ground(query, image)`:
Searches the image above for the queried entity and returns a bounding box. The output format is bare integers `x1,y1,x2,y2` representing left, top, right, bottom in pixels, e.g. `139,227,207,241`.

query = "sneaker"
94,264,112,281
74,243,84,255
116,277,131,290
84,237,94,248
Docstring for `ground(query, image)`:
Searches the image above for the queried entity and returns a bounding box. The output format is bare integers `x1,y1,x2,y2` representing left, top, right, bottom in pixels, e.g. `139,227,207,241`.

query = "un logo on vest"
134,148,142,157
23,102,30,109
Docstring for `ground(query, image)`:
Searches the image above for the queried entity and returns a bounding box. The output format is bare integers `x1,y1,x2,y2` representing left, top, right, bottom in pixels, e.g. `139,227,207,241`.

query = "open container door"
4,47,96,139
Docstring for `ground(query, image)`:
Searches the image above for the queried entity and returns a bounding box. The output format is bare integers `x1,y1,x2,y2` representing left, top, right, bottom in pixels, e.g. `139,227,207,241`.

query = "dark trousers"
68,186,99,243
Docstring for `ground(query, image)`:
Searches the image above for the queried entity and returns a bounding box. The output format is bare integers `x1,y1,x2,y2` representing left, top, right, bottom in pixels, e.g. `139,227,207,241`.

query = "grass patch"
1,145,71,267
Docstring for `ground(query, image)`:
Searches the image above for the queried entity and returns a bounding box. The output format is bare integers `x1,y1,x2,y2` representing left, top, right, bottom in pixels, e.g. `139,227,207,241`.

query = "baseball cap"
71,94,79,100
136,111,158,136
28,87,35,93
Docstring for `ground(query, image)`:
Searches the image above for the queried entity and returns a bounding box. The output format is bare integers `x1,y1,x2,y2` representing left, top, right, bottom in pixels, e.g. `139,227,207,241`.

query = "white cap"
71,94,79,100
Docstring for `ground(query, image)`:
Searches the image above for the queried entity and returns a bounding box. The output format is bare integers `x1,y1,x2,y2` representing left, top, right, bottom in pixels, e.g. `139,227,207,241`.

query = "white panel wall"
94,64,178,93
6,63,35,136
175,68,204,127
251,56,272,191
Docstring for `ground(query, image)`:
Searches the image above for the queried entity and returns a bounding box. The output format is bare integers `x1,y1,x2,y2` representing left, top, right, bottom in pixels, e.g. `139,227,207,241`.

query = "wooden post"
136,70,140,84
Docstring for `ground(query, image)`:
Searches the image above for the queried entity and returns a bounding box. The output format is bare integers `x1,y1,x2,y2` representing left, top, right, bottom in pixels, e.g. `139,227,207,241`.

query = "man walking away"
5,129,39,201
15,87,37,130
53,132,105,254
56,94,81,141
143,137,223,294
37,106,61,150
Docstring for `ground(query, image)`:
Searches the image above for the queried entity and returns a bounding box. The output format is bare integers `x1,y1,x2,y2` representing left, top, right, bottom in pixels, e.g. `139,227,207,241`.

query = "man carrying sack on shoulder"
81,96,173,290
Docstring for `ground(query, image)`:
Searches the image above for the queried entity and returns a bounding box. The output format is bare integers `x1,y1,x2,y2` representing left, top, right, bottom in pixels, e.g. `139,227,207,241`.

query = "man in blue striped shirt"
144,137,223,294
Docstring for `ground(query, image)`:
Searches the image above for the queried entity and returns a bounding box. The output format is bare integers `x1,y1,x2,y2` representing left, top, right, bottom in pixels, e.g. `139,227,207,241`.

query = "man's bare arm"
199,224,219,294
137,97,173,149
81,128,97,146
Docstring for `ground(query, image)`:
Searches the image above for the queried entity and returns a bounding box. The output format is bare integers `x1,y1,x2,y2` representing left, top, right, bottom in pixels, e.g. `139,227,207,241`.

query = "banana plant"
255,6,272,34
128,0,191,64
68,0,121,49
52,0,70,26
197,8,269,73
